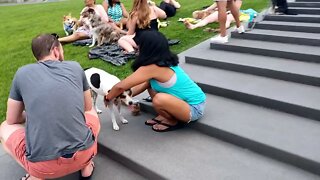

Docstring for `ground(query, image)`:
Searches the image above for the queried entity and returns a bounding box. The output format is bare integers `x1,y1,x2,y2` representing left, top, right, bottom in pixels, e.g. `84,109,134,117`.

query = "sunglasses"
50,33,60,50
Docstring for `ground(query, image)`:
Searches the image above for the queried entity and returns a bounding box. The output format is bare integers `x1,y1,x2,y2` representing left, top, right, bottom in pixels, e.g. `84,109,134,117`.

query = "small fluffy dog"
192,10,213,20
81,8,120,47
85,67,138,131
63,13,79,36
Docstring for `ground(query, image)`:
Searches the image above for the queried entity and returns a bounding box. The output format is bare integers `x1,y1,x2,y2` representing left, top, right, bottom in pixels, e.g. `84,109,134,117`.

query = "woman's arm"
95,4,109,23
106,65,157,100
126,15,137,35
153,5,167,19
205,2,217,11
132,81,151,97
102,0,109,12
120,3,129,18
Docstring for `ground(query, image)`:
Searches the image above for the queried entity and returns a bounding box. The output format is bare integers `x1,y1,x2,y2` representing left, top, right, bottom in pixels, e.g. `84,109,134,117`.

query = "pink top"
80,4,109,22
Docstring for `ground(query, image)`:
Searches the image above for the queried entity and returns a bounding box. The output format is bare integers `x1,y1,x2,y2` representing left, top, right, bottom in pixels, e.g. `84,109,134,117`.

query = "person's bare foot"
145,115,166,125
152,118,178,131
183,20,194,30
81,161,95,178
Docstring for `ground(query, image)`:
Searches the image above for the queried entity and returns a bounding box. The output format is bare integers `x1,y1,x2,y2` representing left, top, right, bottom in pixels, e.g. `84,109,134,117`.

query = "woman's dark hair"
108,0,120,6
132,31,179,71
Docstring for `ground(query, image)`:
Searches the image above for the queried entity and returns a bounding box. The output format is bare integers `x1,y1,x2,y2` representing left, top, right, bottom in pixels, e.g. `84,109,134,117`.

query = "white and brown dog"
63,13,79,36
81,8,120,47
85,67,137,131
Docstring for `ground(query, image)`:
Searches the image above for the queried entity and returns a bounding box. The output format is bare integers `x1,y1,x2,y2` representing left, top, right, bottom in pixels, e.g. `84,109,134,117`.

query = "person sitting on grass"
184,1,242,31
107,30,206,132
59,0,126,44
102,0,129,29
118,0,166,53
158,0,181,18
0,33,100,180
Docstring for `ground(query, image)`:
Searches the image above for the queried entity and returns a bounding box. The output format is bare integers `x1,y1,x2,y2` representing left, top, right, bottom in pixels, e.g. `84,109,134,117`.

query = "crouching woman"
106,31,206,132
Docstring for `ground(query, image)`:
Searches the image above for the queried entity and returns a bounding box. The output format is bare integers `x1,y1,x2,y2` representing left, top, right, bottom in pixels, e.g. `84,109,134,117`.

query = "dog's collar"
70,21,75,27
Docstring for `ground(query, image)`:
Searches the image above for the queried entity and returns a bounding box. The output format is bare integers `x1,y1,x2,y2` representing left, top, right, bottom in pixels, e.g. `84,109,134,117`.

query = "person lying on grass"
106,30,206,132
184,1,242,31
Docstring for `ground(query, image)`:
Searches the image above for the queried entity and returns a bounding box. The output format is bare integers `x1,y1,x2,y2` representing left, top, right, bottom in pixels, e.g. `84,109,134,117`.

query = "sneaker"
235,25,245,34
210,35,228,44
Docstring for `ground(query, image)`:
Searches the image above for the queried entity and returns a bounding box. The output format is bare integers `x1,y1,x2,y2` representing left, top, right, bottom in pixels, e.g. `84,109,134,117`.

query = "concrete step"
95,104,320,180
180,63,320,121
231,29,320,46
183,48,320,87
288,2,320,7
255,20,320,33
264,14,320,23
0,147,145,180
288,7,320,14
210,38,320,63
139,93,320,176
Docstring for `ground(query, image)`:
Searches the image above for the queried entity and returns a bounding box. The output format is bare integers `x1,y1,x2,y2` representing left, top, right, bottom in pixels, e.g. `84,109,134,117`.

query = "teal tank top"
150,66,206,105
107,3,122,22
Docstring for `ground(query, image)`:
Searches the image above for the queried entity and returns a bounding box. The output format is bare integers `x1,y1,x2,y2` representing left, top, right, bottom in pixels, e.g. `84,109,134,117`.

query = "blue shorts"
189,101,206,122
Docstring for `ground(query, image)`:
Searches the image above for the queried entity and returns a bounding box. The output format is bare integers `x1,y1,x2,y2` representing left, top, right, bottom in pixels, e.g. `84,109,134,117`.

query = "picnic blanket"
73,39,135,66
72,38,180,66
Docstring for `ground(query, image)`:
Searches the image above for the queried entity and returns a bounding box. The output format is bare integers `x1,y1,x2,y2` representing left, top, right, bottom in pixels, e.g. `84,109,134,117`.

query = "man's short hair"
31,34,60,61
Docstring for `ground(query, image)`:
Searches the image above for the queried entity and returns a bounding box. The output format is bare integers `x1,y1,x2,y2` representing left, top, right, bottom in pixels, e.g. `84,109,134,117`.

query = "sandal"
145,118,162,126
80,162,95,180
21,174,30,180
152,121,184,132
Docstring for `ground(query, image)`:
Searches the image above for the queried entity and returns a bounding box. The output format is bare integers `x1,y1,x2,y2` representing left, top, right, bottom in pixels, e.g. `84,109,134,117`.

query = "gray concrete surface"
0,146,145,180
231,29,320,46
264,14,320,23
256,20,320,33
96,104,320,180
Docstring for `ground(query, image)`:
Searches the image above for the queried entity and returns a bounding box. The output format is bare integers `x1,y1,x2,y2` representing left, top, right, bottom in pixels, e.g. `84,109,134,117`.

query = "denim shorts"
189,101,206,122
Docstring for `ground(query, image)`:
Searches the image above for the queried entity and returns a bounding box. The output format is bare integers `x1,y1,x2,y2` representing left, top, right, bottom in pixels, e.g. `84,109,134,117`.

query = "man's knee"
0,121,24,142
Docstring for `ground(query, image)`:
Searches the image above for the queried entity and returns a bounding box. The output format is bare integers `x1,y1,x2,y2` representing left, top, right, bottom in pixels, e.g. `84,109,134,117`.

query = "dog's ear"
88,8,95,14
90,73,101,89
127,89,133,96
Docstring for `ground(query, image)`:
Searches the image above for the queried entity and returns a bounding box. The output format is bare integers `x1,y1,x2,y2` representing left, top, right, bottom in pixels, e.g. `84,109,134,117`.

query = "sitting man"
0,34,100,180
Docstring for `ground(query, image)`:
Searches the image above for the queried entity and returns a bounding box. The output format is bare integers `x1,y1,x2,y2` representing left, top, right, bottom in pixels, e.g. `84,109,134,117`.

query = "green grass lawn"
0,0,269,122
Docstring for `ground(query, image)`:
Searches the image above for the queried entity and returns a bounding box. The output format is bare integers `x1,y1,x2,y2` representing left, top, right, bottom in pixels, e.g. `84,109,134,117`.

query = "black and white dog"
85,67,136,131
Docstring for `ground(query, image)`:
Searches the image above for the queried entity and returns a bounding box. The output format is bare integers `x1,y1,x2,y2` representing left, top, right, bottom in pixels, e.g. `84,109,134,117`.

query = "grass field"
0,0,269,121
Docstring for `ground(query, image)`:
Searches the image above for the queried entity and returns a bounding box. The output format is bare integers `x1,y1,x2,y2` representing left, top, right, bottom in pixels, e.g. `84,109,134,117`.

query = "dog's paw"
96,109,102,114
121,119,128,124
113,124,120,131
89,44,94,48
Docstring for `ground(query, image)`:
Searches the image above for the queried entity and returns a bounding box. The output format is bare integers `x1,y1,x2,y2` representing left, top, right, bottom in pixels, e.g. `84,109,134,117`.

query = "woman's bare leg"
185,11,219,29
58,32,89,44
151,93,190,130
118,35,137,53
228,0,241,28
216,1,228,37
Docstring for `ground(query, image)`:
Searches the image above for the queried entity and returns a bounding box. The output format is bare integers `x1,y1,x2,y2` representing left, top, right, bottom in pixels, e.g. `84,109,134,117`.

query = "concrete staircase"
1,0,320,179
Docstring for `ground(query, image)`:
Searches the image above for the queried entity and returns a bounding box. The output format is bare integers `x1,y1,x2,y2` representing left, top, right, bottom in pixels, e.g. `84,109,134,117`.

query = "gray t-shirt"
9,60,94,162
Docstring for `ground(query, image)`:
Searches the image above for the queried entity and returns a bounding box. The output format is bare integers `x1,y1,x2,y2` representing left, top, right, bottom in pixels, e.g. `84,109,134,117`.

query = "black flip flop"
21,174,30,180
80,162,95,180
152,122,184,132
145,118,162,126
